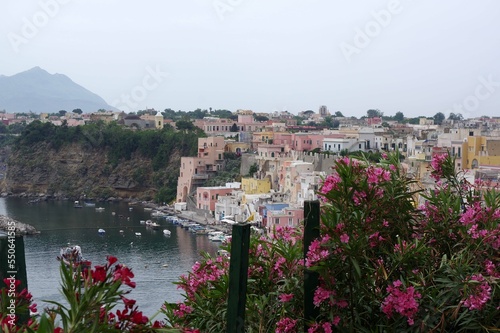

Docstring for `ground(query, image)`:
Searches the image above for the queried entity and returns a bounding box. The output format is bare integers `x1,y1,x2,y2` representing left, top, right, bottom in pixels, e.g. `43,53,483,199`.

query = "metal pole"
226,223,251,333
304,200,320,330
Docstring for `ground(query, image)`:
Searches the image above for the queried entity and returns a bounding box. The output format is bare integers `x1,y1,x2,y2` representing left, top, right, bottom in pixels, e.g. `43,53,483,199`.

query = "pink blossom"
381,280,421,326
279,293,294,302
463,274,492,311
313,286,333,307
340,233,349,244
276,317,298,333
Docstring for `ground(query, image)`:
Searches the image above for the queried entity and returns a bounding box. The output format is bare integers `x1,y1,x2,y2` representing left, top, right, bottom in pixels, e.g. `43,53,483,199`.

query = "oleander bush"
2,152,499,332
163,153,499,332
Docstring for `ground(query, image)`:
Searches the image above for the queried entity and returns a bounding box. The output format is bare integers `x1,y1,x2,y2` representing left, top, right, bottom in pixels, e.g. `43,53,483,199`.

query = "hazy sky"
1,0,500,118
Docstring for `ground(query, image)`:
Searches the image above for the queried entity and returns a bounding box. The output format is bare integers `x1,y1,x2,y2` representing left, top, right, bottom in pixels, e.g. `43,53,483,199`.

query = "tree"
254,115,269,122
72,108,83,115
323,116,334,128
367,109,383,118
175,120,195,132
394,111,404,123
334,111,344,117
58,110,67,117
448,112,463,121
230,123,238,132
433,112,445,125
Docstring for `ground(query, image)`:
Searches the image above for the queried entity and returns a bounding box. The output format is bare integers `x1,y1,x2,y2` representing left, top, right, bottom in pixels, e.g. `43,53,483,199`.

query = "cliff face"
2,142,180,201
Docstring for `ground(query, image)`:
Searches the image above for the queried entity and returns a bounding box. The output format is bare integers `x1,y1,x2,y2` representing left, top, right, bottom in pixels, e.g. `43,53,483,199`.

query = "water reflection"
0,198,220,317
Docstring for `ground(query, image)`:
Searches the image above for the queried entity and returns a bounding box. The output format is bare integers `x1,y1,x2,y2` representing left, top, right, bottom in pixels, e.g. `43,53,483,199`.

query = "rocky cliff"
1,142,182,201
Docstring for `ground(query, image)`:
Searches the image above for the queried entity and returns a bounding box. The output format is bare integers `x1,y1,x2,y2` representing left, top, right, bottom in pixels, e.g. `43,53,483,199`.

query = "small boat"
144,207,152,211
135,232,142,237
163,229,171,236
145,220,153,226
151,210,165,218
74,201,83,208
119,230,124,233
129,207,133,211
111,212,116,216
150,222,161,230
84,202,96,207
140,220,146,224
95,207,105,212
58,245,91,269
98,228,106,234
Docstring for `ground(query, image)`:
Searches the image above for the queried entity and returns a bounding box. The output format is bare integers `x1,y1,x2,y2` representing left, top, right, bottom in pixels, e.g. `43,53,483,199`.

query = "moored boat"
163,229,171,236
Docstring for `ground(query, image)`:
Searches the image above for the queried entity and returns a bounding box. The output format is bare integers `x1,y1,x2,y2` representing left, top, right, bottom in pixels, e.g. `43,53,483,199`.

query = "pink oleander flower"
463,274,492,311
276,317,298,333
430,153,448,181
340,233,349,244
279,293,294,302
320,173,341,197
381,280,421,326
313,285,334,307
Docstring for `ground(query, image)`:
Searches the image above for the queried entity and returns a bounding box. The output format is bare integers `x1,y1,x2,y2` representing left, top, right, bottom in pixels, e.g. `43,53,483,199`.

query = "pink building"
176,137,225,203
266,207,304,232
196,186,236,214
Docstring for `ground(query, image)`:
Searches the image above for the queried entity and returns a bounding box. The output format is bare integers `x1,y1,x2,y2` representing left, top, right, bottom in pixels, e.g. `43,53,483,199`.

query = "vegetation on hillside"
11,121,206,203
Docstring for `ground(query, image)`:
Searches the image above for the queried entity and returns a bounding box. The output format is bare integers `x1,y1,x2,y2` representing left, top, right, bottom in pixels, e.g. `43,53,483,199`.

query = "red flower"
54,328,64,333
107,255,118,266
92,265,107,283
121,296,137,309
131,311,148,325
113,264,136,288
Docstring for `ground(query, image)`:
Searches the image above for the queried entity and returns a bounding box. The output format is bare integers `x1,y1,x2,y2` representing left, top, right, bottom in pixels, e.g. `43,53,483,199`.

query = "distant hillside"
1,121,205,202
0,67,116,113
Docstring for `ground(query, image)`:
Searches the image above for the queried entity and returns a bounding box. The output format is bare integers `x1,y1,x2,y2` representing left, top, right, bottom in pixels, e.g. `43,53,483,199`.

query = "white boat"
58,245,91,269
98,228,106,234
145,220,153,226
74,201,83,208
139,220,146,224
208,231,226,242
163,229,171,236
84,202,96,207
95,207,105,212
135,232,142,236
149,222,161,230
144,207,152,211
151,210,165,218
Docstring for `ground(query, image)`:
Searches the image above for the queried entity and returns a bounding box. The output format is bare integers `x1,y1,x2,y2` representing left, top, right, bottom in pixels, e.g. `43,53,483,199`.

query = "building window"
275,218,280,225
288,218,293,226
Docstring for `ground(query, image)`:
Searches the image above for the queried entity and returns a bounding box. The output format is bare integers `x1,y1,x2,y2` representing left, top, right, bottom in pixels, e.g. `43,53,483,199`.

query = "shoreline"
0,215,39,236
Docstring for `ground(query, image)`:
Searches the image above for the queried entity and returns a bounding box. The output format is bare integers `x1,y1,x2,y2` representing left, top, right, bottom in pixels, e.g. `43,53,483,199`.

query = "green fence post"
0,232,30,325
304,200,320,331
226,223,251,333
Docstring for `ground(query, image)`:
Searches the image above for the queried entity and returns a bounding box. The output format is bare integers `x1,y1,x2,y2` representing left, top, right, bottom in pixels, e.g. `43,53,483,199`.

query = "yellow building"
462,136,500,169
241,178,271,195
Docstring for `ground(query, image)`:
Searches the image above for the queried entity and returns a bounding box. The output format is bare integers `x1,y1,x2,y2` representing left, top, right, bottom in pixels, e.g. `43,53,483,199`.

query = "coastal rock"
0,215,39,236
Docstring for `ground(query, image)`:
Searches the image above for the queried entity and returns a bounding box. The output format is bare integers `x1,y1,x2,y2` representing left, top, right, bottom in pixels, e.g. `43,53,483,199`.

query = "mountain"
0,67,117,113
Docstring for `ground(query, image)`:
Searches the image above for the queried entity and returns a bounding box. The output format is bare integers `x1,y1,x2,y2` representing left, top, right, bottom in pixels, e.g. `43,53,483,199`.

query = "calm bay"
0,197,220,318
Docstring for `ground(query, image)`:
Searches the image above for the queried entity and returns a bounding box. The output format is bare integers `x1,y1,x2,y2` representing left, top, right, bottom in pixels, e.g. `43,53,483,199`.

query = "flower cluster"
1,255,166,332
381,280,421,325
